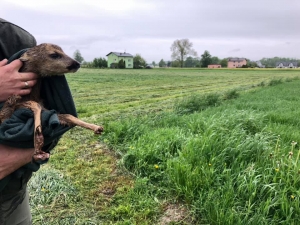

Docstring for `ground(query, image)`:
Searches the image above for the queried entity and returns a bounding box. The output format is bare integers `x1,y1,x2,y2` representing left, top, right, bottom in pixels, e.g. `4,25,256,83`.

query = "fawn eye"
50,53,61,59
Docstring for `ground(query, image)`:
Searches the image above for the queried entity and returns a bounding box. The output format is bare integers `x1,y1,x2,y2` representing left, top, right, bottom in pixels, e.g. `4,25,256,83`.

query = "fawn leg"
0,95,22,123
17,101,44,153
58,114,103,134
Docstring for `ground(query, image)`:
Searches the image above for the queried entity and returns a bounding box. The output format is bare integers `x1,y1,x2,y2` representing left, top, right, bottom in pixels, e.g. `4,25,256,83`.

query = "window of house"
114,59,116,62
128,64,131,66
128,59,131,62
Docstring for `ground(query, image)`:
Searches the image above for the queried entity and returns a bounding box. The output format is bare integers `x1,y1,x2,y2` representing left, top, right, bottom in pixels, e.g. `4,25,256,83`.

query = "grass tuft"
268,78,283,86
174,93,221,114
223,89,240,100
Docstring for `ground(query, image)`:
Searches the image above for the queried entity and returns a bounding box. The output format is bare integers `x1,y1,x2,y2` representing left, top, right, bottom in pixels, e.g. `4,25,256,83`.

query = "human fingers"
7,60,38,81
3,59,38,82
8,59,23,70
19,72,39,81
15,76,38,97
19,79,37,89
0,59,8,67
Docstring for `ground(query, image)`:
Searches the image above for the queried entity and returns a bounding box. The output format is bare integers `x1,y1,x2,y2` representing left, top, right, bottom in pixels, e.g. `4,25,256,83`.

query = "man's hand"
0,145,50,180
0,59,38,102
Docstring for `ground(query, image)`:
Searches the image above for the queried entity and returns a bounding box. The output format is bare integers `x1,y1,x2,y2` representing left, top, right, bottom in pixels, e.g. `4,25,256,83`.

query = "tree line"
167,39,257,68
158,53,228,68
73,39,300,69
73,50,108,68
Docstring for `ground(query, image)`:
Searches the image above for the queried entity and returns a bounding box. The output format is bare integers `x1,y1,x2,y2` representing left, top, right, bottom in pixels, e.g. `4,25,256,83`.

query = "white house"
276,62,298,68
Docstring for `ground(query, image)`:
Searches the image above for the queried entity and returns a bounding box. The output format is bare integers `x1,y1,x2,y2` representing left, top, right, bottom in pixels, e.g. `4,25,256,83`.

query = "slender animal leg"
17,101,44,153
0,95,22,123
58,114,103,134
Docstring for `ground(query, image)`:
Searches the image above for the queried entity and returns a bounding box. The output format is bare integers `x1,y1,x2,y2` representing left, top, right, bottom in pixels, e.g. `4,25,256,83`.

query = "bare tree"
170,39,197,68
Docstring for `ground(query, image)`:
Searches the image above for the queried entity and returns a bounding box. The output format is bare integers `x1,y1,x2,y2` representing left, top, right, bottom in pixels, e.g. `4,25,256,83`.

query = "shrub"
223,89,239,100
174,93,221,114
268,78,283,86
118,59,126,69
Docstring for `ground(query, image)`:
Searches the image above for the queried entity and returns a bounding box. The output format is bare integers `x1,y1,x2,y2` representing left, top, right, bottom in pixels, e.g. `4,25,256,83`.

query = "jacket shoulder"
0,18,37,59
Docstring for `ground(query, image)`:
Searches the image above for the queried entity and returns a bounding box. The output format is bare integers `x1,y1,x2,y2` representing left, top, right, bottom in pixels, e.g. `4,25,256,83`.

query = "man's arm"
0,58,49,180
0,145,50,180
0,145,34,179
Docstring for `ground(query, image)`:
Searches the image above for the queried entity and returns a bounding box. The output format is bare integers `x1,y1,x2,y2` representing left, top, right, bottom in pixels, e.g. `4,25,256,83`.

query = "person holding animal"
0,18,51,225
0,18,103,224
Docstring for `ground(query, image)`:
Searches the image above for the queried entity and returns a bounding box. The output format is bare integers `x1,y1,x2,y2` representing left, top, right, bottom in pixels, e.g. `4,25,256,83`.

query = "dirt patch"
158,203,194,225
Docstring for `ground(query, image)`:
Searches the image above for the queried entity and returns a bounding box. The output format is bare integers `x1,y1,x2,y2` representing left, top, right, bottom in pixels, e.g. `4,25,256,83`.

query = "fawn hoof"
94,126,104,134
34,125,44,152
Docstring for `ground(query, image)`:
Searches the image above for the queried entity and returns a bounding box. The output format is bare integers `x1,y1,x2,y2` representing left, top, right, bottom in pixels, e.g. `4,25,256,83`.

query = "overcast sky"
1,0,300,63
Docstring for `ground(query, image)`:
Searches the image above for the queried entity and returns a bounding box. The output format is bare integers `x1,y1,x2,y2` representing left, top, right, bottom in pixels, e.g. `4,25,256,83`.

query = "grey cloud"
229,49,241,53
1,0,300,62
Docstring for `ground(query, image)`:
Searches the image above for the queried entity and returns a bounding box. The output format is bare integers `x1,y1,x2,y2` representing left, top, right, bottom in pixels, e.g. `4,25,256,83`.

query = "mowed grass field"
28,68,300,224
67,68,300,119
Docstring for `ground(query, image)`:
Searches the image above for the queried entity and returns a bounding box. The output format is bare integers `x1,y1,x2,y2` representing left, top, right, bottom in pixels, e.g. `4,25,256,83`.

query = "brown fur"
0,43,103,154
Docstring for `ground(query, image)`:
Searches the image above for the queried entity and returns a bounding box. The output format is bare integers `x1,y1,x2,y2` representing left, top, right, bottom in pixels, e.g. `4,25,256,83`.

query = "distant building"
208,64,221,68
276,62,298,68
256,61,265,68
106,52,134,68
227,58,247,68
166,61,172,67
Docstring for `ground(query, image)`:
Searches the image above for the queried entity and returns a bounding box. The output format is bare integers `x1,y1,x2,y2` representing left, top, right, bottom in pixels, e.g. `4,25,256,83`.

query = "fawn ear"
19,55,29,62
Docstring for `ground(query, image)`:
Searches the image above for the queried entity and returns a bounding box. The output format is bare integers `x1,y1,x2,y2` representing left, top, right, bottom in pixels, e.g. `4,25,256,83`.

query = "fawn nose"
68,61,81,70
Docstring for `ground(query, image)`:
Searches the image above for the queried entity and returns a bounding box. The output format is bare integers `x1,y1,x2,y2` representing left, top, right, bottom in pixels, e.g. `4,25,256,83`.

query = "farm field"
65,68,300,119
28,68,300,224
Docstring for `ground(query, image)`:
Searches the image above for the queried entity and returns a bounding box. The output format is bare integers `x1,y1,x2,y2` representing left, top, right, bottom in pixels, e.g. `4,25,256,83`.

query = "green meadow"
28,68,300,224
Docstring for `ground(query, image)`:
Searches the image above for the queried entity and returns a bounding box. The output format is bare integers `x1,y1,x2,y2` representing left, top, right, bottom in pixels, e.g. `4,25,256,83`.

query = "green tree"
101,58,108,68
200,50,212,68
118,59,126,69
184,56,200,67
133,54,147,69
92,58,100,68
159,59,166,67
170,39,197,68
152,61,156,67
91,57,108,68
73,50,84,63
220,58,228,68
211,56,220,65
247,60,257,68
171,60,181,67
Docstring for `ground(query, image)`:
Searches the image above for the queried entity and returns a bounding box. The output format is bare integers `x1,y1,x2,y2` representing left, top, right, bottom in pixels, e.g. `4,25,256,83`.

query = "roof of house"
276,62,298,66
106,52,133,57
228,58,246,62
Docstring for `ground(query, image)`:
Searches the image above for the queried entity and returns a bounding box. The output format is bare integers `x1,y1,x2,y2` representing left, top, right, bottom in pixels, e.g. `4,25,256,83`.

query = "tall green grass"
101,79,300,224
